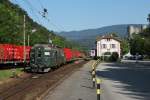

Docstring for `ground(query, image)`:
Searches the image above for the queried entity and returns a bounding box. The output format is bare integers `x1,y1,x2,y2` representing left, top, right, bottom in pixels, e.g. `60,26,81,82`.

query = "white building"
90,49,96,57
96,35,121,58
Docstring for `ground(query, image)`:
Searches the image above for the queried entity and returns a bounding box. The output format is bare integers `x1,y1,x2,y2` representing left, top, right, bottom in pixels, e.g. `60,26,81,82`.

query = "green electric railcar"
29,44,66,72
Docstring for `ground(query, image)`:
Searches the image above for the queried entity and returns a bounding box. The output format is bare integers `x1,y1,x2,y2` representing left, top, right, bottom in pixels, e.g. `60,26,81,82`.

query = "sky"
11,0,150,32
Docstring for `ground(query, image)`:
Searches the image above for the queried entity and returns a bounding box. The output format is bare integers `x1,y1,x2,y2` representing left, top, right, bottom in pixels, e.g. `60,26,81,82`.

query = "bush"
97,52,119,62
98,56,111,62
110,52,119,62
104,52,111,55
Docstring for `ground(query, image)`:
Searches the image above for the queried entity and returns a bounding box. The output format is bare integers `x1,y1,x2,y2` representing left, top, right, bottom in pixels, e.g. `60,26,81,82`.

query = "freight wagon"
63,48,73,62
0,44,31,64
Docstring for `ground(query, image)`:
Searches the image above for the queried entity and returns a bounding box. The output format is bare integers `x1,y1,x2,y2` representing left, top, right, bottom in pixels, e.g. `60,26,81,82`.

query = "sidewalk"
43,61,96,100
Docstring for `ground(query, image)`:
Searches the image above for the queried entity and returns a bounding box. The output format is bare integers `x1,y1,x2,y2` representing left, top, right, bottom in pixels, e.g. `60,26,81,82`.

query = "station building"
96,35,121,58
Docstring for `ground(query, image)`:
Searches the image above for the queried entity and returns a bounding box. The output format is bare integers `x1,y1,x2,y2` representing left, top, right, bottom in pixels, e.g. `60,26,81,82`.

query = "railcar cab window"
38,51,42,57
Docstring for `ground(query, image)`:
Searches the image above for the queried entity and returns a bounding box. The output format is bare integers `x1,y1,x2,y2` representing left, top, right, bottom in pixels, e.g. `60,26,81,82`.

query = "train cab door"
53,50,57,67
54,49,61,67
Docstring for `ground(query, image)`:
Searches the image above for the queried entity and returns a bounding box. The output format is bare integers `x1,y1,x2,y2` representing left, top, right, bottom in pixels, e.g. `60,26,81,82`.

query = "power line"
38,0,45,10
15,0,65,32
47,14,66,31
22,0,42,24
13,0,42,25
28,0,65,31
44,16,63,32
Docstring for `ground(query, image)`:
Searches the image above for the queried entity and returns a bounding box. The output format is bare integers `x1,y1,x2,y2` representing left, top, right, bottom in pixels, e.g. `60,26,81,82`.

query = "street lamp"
27,29,36,46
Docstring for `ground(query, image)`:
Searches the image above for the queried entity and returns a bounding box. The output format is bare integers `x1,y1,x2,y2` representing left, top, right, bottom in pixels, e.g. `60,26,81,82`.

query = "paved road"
96,62,150,100
44,61,96,100
121,59,150,64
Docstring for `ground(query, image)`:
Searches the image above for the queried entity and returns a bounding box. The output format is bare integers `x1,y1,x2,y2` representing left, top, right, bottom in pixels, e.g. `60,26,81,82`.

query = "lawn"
0,68,23,81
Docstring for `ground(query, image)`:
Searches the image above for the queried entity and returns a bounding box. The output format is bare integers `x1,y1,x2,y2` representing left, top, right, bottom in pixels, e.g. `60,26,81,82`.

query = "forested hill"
0,0,75,48
58,24,143,49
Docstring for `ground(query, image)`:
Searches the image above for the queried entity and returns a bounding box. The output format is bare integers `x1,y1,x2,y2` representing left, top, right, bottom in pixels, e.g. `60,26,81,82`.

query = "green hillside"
0,0,80,49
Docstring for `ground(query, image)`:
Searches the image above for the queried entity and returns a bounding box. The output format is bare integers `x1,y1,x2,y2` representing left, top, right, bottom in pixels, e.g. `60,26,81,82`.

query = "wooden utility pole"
23,15,26,63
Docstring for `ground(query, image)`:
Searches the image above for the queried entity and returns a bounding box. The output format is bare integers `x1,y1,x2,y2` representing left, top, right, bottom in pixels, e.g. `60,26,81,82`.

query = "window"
107,38,110,41
38,51,42,57
102,44,107,49
112,44,116,48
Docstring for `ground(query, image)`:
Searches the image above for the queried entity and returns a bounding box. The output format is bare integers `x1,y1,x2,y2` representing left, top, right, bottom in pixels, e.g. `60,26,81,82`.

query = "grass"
0,68,23,81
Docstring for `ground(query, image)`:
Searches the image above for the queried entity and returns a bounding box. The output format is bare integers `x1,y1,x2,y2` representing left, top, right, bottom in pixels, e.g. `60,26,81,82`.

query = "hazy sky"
11,0,150,32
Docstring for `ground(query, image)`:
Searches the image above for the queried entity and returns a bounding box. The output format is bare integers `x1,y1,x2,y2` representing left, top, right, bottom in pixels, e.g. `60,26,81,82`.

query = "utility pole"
27,34,29,46
23,15,26,63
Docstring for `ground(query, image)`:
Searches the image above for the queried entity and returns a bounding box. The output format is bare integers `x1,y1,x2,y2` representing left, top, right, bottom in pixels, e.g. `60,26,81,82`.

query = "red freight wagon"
13,46,30,62
14,46,31,62
72,50,82,59
72,50,76,58
0,44,14,63
26,46,31,62
14,45,24,62
75,51,81,58
0,44,31,64
63,48,73,62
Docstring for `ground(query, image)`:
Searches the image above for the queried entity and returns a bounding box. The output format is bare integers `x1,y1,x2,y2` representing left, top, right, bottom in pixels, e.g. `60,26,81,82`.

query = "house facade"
96,35,121,58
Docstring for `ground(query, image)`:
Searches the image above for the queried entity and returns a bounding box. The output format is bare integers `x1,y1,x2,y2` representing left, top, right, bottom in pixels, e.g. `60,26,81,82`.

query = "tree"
0,0,85,51
144,39,150,57
110,52,119,62
130,32,150,57
130,34,145,55
121,39,129,55
109,32,119,37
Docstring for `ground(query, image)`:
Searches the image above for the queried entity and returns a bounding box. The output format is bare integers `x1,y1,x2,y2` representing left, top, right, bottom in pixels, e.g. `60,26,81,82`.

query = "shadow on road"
96,63,150,100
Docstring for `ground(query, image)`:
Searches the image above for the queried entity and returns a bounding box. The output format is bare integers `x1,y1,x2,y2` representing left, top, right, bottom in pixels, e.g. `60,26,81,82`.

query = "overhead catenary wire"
37,0,65,31
22,0,42,24
13,0,65,32
26,0,65,32
13,0,42,26
38,0,45,10
43,15,64,32
24,0,62,32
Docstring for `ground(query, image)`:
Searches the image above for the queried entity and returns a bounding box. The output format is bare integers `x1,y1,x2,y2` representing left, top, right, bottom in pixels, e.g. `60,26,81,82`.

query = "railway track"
0,60,87,100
